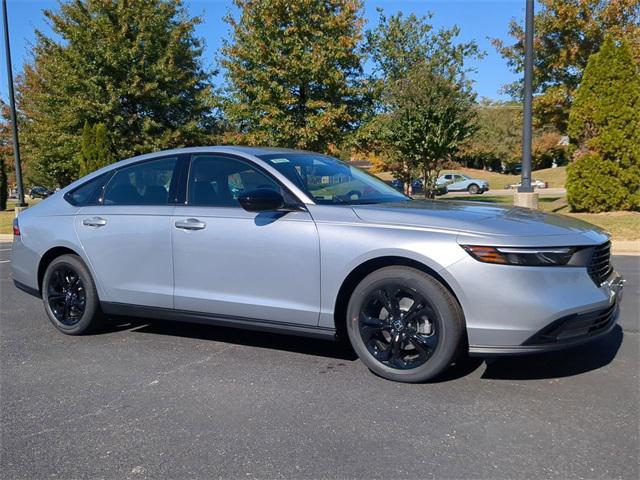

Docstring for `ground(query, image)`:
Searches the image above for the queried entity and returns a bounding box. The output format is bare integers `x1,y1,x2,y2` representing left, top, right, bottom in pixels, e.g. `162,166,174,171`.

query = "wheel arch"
37,246,82,293
333,256,464,341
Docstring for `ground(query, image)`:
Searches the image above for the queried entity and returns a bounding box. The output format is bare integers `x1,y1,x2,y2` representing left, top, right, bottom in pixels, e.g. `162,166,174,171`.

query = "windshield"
259,153,408,205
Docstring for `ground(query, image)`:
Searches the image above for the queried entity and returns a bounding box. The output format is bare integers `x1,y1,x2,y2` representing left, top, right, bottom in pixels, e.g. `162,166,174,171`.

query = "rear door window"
102,157,178,206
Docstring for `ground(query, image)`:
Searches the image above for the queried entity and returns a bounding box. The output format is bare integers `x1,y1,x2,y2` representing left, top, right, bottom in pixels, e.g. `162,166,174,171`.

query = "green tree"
359,10,480,195
459,102,567,171
366,9,482,89
18,0,215,187
567,37,640,212
493,0,640,132
220,0,366,152
458,101,522,171
77,121,112,177
375,64,476,198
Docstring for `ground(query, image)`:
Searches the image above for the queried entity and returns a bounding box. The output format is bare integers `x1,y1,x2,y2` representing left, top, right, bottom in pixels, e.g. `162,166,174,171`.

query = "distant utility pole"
518,0,534,194
2,0,27,207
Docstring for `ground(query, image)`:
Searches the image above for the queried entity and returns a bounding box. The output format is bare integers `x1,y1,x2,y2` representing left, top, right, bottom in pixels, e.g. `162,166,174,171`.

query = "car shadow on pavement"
113,317,359,361
480,326,623,380
108,318,623,381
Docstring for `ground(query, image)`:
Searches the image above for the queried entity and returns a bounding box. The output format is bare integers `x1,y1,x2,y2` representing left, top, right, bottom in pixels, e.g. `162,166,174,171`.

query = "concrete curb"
0,234,13,242
611,240,640,256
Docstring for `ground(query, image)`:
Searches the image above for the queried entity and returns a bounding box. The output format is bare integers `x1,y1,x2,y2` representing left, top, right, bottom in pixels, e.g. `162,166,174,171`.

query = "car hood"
352,200,609,245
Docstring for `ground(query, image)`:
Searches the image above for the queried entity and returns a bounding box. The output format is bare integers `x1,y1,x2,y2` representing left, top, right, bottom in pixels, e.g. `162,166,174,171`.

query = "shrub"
567,36,639,212
566,153,633,212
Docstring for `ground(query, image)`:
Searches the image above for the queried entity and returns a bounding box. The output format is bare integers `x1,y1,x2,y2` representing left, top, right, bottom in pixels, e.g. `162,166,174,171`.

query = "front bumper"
442,254,625,356
467,271,624,356
469,301,620,356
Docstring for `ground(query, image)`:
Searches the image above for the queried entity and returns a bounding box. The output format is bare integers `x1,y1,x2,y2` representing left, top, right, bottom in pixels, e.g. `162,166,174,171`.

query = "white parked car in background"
507,179,548,189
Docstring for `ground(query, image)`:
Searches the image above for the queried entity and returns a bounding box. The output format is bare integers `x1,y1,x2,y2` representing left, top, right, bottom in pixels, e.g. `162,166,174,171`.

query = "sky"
0,0,527,103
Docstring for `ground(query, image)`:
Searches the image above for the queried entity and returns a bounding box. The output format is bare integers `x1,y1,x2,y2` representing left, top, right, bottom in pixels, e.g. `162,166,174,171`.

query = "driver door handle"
82,217,107,227
175,218,206,231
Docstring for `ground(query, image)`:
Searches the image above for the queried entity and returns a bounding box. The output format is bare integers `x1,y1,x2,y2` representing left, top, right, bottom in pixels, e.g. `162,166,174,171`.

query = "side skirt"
101,302,337,341
14,279,41,298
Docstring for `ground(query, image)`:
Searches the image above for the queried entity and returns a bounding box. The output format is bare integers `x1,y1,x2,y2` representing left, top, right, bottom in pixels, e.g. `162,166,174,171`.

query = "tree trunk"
423,166,429,199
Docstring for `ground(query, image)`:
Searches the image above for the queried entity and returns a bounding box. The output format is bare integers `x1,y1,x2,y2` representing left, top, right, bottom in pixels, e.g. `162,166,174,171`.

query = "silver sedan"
11,147,624,382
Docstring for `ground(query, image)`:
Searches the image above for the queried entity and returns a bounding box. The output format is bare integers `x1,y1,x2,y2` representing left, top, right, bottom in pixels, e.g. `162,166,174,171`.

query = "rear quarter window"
64,174,108,206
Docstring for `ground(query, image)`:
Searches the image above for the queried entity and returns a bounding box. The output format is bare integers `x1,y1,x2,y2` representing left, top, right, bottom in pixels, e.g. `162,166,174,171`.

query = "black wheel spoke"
360,313,385,329
360,315,390,346
387,332,402,363
404,299,427,322
374,287,401,318
409,333,437,352
62,301,71,321
385,286,401,317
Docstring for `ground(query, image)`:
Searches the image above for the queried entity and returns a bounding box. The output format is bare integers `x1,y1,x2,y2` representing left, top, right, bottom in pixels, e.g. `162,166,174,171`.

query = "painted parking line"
0,260,10,264
0,248,12,252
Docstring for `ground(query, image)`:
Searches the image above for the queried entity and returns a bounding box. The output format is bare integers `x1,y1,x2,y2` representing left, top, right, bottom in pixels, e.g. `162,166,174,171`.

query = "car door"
171,153,321,326
75,155,180,308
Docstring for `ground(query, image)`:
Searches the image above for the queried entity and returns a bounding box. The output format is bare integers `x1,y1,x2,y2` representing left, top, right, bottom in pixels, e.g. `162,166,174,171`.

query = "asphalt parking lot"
1,241,638,479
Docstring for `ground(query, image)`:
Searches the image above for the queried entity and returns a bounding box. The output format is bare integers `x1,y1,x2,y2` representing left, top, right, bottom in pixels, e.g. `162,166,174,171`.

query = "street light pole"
2,0,27,207
518,0,534,194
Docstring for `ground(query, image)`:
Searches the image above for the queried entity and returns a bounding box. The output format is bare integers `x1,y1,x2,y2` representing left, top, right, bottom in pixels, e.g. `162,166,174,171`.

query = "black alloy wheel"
42,254,104,335
46,265,86,325
346,266,465,383
359,284,439,370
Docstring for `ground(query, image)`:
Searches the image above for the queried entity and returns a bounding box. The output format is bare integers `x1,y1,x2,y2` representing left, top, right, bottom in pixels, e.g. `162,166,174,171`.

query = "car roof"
116,145,319,166
162,145,316,156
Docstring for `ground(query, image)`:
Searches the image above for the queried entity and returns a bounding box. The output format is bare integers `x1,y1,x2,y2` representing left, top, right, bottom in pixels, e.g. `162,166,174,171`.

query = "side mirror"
238,188,285,212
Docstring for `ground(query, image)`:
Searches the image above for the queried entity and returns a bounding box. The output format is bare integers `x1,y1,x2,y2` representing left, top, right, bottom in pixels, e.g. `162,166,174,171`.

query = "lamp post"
514,0,537,208
2,0,27,208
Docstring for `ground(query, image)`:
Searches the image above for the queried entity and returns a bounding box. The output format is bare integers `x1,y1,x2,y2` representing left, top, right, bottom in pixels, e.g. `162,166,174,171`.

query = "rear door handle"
175,218,206,231
82,217,107,227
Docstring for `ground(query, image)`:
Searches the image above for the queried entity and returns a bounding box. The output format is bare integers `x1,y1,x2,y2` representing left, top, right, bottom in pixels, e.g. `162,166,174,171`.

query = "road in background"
444,187,566,197
1,242,638,479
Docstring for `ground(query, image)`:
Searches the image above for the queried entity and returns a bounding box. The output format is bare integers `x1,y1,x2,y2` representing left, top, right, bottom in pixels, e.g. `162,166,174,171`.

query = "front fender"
315,220,466,328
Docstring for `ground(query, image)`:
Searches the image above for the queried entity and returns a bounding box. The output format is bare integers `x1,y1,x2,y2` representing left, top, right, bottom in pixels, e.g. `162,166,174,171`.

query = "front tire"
467,183,480,194
346,266,464,383
42,254,104,335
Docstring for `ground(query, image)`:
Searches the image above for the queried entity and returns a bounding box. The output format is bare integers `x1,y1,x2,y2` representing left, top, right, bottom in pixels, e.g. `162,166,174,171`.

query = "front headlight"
461,245,580,266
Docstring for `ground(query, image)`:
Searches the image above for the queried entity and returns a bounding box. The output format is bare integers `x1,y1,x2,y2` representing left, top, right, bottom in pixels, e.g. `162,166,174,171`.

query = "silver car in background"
11,147,624,383
436,173,489,194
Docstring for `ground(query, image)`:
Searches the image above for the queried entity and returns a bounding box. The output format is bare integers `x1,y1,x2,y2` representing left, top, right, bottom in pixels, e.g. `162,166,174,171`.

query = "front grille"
524,303,618,346
588,241,612,286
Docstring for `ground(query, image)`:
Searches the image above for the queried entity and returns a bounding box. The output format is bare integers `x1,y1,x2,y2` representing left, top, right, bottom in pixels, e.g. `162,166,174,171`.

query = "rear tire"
42,254,104,335
346,266,465,383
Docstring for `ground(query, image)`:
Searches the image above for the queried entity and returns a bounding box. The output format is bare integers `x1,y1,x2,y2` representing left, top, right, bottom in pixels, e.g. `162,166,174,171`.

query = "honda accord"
11,147,624,382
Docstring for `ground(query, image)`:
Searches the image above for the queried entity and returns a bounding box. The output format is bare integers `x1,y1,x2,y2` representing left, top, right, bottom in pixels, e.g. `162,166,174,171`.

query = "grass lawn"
0,209,15,235
376,166,567,189
437,194,639,241
1,199,41,235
